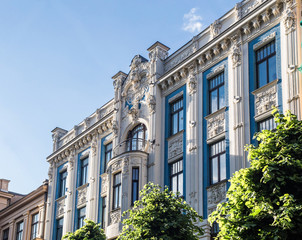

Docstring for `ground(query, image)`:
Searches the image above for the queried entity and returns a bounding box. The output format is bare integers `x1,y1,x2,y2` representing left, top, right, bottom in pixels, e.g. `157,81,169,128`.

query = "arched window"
127,124,147,151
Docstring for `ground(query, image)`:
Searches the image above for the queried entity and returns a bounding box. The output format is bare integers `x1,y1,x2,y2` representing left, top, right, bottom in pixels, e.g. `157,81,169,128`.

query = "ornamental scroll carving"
56,197,65,218
77,186,87,208
111,160,122,173
110,210,121,225
253,81,277,117
207,181,227,215
168,132,183,161
283,7,296,34
206,110,225,140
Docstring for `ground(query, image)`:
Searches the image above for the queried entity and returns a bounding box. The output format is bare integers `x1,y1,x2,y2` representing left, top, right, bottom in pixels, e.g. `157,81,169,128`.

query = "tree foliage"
209,110,302,239
118,182,204,240
63,219,106,240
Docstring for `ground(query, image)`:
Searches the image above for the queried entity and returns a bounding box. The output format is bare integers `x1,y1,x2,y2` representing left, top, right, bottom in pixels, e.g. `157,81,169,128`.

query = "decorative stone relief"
147,93,156,114
253,80,277,118
168,132,183,161
48,164,53,181
149,46,169,63
210,20,222,38
112,120,118,136
283,7,296,34
206,65,224,79
207,181,227,215
91,135,98,157
253,32,276,50
242,0,266,16
84,118,90,130
231,43,241,68
77,186,87,208
206,109,226,141
164,45,195,72
235,2,242,20
56,197,65,218
101,174,108,197
122,157,130,176
68,149,75,171
111,160,122,173
110,210,121,225
188,65,197,95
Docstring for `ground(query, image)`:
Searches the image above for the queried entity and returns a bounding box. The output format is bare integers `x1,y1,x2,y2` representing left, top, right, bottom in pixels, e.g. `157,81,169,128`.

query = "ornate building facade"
44,0,302,239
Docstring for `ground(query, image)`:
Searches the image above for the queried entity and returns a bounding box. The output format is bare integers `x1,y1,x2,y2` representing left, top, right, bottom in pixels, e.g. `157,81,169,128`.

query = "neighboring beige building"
0,180,48,240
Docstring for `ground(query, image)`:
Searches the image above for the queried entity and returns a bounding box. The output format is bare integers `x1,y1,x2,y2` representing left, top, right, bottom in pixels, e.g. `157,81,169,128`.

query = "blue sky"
0,0,238,194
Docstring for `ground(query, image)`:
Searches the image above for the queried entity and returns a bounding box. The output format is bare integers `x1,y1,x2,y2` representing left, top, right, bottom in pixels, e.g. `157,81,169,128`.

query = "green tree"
209,110,302,239
118,182,204,240
63,219,106,240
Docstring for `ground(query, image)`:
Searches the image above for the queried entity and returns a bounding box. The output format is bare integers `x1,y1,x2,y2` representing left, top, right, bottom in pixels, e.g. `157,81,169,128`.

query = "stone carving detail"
242,0,266,16
168,133,183,160
231,43,241,68
110,210,121,225
188,65,197,95
91,135,98,156
207,181,227,215
101,174,108,196
77,186,87,208
149,47,168,62
84,118,90,130
122,157,130,175
283,7,296,34
253,82,277,117
111,160,122,173
147,93,156,114
48,164,53,181
164,45,195,72
206,110,225,140
206,65,225,79
253,32,276,50
112,120,118,136
210,20,222,38
56,197,65,218
235,2,242,20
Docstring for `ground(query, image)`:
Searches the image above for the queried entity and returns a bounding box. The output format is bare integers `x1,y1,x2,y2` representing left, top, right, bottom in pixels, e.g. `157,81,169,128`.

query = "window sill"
77,183,89,191
207,179,228,189
167,129,184,141
204,106,227,120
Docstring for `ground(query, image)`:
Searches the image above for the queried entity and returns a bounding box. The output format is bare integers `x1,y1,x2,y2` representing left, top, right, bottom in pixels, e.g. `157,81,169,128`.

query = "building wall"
45,0,302,239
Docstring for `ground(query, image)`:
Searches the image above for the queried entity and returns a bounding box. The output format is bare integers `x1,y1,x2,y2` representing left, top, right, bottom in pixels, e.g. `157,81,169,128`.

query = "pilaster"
37,203,46,239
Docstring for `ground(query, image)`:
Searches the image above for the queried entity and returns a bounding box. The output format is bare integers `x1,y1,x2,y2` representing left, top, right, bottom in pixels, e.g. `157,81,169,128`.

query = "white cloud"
182,8,203,33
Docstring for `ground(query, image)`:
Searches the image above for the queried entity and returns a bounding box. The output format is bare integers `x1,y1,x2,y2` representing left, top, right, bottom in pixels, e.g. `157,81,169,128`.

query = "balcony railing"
113,138,148,157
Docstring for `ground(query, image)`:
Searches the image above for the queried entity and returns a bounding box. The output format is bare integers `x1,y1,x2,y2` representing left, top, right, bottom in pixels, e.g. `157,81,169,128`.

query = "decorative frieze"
167,132,183,162
206,65,225,79
110,210,121,225
77,185,87,208
205,108,226,143
252,80,278,120
253,32,276,50
56,197,65,218
207,181,227,215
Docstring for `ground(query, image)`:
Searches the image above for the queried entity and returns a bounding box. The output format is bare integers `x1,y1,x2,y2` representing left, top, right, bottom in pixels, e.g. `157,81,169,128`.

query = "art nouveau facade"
44,0,302,239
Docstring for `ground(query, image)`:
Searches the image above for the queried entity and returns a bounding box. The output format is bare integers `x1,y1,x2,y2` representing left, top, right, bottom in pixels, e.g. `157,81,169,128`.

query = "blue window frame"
113,172,121,209
56,218,63,240
59,170,67,198
127,124,147,151
209,72,225,114
170,159,183,196
80,157,88,186
104,142,112,170
256,41,276,88
101,197,107,228
258,117,277,131
131,168,139,205
210,140,226,185
77,207,86,229
170,98,184,135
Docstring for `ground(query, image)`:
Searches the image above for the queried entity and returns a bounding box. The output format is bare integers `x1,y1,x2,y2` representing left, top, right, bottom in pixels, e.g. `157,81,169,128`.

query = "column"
37,203,46,239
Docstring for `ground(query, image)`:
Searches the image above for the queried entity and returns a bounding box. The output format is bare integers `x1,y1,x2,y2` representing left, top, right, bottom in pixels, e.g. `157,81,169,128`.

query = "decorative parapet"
167,131,183,163
207,180,227,216
110,209,121,225
205,107,226,144
252,79,278,122
100,173,108,197
77,184,88,208
56,197,65,219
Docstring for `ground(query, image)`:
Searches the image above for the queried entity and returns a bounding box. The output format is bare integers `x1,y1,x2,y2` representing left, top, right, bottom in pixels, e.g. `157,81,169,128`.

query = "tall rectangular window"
131,168,139,205
170,98,184,135
56,218,63,240
80,157,89,186
77,207,86,229
2,229,9,240
113,173,121,209
210,140,226,185
170,159,183,196
59,170,67,198
256,40,276,88
16,221,23,240
104,142,112,171
209,72,225,114
101,197,107,229
30,213,39,240
258,117,277,131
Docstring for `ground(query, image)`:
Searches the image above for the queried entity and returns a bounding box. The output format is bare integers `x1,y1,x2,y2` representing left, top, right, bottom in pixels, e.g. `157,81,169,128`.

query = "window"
56,218,63,240
77,207,86,229
170,98,184,135
258,117,277,131
31,213,39,240
113,173,121,209
104,142,112,170
2,229,9,240
16,221,23,240
170,160,183,196
80,157,89,186
211,221,219,240
256,40,276,88
209,72,225,114
210,140,226,185
101,197,107,228
131,168,139,205
127,124,147,151
59,170,67,198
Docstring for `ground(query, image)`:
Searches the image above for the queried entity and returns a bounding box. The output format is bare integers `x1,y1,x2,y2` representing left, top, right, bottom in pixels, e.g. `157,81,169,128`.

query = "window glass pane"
212,157,218,184
172,113,178,135
56,218,63,240
178,172,183,196
219,85,225,109
268,55,277,82
220,153,226,181
210,89,218,113
257,61,267,88
172,176,177,194
179,110,184,131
